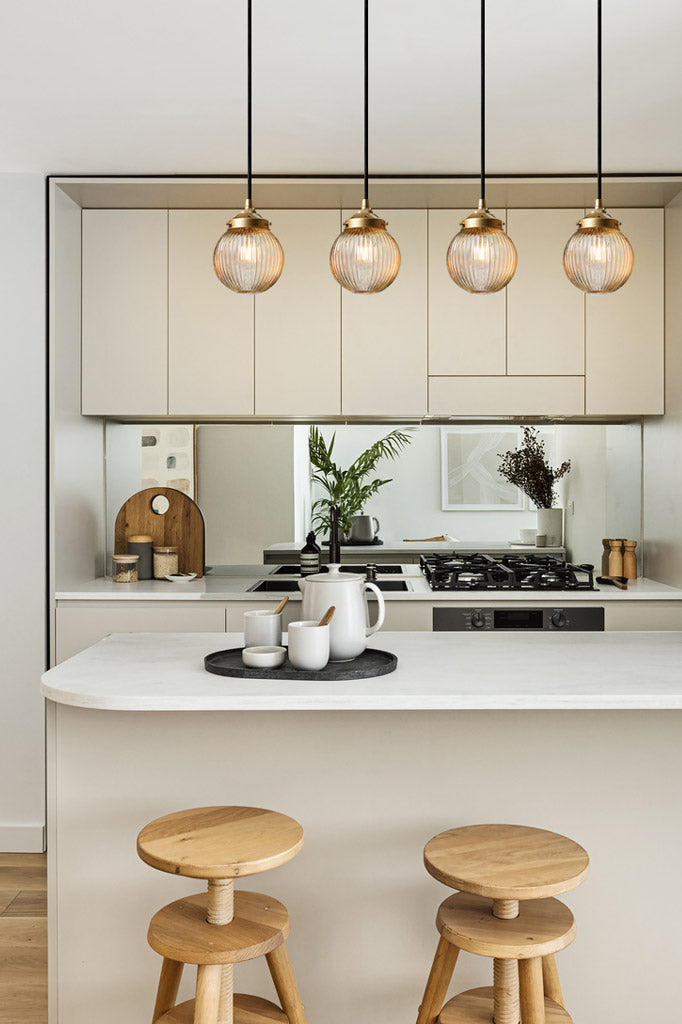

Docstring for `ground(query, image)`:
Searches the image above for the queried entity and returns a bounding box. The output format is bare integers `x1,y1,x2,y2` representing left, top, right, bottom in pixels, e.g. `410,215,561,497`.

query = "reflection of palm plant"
309,426,412,536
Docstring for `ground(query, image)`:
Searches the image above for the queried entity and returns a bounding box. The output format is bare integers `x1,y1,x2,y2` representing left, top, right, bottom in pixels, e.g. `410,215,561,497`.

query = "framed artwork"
440,427,525,511
140,424,196,499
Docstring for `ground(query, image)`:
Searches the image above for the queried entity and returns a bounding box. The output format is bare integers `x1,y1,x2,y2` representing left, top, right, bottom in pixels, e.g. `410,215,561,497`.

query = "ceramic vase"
536,507,563,547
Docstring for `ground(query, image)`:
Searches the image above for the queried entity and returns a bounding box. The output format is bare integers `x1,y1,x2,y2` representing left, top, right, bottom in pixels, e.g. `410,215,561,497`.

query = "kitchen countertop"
54,567,682,602
41,630,682,710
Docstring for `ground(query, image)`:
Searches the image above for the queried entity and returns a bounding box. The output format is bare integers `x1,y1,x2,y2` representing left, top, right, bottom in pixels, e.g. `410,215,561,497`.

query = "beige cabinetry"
506,209,585,376
428,210,506,375
585,207,664,414
255,209,341,416
168,210,255,416
341,209,428,416
429,375,584,417
55,602,226,662
81,210,168,416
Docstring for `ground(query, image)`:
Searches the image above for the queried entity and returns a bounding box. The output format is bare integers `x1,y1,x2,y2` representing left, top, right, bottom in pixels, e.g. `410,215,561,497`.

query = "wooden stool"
417,824,589,1024
137,806,306,1024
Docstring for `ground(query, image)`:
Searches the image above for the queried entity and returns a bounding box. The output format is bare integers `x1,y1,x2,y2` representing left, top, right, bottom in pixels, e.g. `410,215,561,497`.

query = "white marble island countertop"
41,630,682,711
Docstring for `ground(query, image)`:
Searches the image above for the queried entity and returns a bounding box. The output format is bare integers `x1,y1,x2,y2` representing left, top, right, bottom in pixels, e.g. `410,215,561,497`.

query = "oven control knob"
551,611,567,629
470,611,486,629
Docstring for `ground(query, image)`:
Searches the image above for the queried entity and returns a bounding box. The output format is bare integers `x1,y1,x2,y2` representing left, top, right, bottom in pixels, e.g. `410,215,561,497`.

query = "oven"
433,606,605,632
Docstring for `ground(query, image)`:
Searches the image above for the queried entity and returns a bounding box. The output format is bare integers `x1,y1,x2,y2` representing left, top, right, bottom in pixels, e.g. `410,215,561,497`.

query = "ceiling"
3,0,681,177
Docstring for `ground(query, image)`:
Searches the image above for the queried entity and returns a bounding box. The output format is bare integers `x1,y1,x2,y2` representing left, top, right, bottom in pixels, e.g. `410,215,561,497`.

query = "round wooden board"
437,892,576,958
137,805,304,879
204,647,398,681
424,824,589,900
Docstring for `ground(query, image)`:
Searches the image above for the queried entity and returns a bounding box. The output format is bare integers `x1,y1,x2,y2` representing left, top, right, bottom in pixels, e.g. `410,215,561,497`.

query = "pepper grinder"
601,539,611,577
608,539,624,577
623,540,638,580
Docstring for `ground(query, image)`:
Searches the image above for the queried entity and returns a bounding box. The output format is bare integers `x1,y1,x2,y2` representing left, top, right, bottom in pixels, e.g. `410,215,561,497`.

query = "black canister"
127,534,154,580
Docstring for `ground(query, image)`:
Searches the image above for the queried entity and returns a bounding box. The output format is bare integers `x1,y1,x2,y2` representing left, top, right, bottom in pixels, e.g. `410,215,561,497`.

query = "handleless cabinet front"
341,209,427,417
168,210,255,416
255,209,341,416
82,210,168,416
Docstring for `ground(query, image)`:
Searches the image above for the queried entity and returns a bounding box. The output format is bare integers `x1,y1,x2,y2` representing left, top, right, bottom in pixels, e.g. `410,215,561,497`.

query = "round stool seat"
424,824,589,900
147,890,289,965
137,806,304,879
436,892,576,959
440,988,572,1024
156,993,288,1024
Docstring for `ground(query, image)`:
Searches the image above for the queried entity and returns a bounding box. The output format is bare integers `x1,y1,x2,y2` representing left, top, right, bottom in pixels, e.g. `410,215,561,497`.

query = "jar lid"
153,546,178,553
128,534,154,543
113,553,139,563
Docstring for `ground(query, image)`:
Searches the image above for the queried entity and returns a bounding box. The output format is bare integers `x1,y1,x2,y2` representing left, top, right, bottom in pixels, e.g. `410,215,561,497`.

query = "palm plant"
309,426,413,536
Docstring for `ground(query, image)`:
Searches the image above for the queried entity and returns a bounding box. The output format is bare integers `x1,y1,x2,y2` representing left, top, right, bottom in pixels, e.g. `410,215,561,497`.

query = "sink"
249,579,410,593
271,563,403,575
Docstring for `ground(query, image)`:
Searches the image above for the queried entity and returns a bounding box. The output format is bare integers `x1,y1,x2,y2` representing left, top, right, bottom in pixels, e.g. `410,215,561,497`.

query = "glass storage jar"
153,546,179,578
112,553,139,583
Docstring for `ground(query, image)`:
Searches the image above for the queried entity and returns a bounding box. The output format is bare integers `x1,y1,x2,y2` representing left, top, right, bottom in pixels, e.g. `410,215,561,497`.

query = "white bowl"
242,646,287,669
164,573,197,583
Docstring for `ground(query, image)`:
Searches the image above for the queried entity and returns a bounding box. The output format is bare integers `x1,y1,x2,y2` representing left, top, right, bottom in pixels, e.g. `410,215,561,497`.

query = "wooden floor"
0,854,47,1024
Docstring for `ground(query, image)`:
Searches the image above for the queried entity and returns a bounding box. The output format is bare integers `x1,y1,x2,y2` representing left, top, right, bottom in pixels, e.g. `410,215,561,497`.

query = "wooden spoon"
318,606,336,627
274,595,290,615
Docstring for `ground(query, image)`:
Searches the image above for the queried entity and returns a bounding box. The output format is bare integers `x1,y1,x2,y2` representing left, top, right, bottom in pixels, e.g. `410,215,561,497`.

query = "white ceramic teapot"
298,564,385,662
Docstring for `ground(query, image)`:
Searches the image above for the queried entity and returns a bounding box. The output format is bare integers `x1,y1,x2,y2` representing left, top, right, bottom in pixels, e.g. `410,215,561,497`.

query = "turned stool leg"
195,964,223,1024
541,955,564,1008
206,879,235,1024
266,944,307,1024
152,958,184,1022
492,900,520,1024
518,958,545,1024
416,935,460,1024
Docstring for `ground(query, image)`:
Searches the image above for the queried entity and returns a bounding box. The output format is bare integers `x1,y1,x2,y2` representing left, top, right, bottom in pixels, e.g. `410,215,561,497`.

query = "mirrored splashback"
105,422,642,569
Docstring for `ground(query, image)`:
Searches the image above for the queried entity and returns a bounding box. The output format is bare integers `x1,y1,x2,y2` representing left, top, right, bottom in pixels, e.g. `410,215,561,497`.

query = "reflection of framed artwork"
140,425,197,499
441,427,525,511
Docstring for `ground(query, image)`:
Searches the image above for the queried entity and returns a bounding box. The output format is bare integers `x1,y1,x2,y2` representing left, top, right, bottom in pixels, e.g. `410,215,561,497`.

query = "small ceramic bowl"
242,646,287,669
164,573,198,583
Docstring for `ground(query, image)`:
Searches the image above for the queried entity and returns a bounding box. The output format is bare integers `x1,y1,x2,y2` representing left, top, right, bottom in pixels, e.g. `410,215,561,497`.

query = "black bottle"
300,531,321,576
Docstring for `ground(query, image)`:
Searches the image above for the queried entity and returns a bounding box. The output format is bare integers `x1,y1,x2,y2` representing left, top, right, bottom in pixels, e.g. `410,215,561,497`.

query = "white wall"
643,202,682,584
0,175,46,851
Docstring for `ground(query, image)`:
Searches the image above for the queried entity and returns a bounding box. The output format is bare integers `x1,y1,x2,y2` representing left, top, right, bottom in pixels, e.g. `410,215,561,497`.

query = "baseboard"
0,824,46,853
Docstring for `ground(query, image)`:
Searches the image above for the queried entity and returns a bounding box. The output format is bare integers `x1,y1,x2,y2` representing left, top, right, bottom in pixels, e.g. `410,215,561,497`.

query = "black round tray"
204,647,397,681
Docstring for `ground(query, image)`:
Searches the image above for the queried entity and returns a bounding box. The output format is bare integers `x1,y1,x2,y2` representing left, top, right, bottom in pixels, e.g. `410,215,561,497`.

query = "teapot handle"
372,517,380,536
364,582,385,636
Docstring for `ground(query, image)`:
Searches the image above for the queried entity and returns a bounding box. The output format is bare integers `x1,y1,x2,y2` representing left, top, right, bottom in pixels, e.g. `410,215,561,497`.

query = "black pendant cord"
596,0,602,206
480,0,486,207
364,0,369,205
247,0,253,204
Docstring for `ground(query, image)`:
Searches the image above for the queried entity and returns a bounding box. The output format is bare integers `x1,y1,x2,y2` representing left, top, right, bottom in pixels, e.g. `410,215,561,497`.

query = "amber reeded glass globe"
213,204,284,294
446,204,517,294
563,208,634,293
330,203,400,294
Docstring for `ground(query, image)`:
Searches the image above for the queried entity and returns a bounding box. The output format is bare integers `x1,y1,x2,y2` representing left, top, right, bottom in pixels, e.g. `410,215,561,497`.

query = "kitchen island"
43,632,682,1024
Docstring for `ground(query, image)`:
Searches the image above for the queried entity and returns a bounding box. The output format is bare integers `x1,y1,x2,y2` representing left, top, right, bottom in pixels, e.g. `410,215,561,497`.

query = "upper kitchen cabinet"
168,210,254,416
82,210,168,416
585,208,664,415
428,210,506,376
341,209,428,417
255,210,341,416
506,209,585,376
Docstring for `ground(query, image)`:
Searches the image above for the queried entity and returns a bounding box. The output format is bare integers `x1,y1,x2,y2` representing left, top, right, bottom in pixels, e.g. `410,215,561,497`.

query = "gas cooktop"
419,553,595,592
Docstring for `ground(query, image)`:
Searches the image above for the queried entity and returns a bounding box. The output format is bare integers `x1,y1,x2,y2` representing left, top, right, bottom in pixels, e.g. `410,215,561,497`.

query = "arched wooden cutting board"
114,487,205,577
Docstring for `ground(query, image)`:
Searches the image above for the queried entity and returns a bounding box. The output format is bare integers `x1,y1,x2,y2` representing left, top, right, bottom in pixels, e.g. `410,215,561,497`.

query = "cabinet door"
82,210,168,416
585,208,664,414
55,602,226,663
429,375,584,417
506,209,585,375
341,209,427,416
168,211,254,416
428,209,506,375
255,210,341,416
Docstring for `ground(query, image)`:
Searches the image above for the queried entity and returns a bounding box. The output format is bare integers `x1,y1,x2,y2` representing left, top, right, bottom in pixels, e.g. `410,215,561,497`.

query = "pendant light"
447,0,517,294
214,0,284,294
330,0,400,294
563,0,633,292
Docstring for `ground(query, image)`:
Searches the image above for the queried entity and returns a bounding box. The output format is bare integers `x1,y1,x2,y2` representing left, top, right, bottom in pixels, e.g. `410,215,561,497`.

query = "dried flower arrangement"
498,427,571,509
